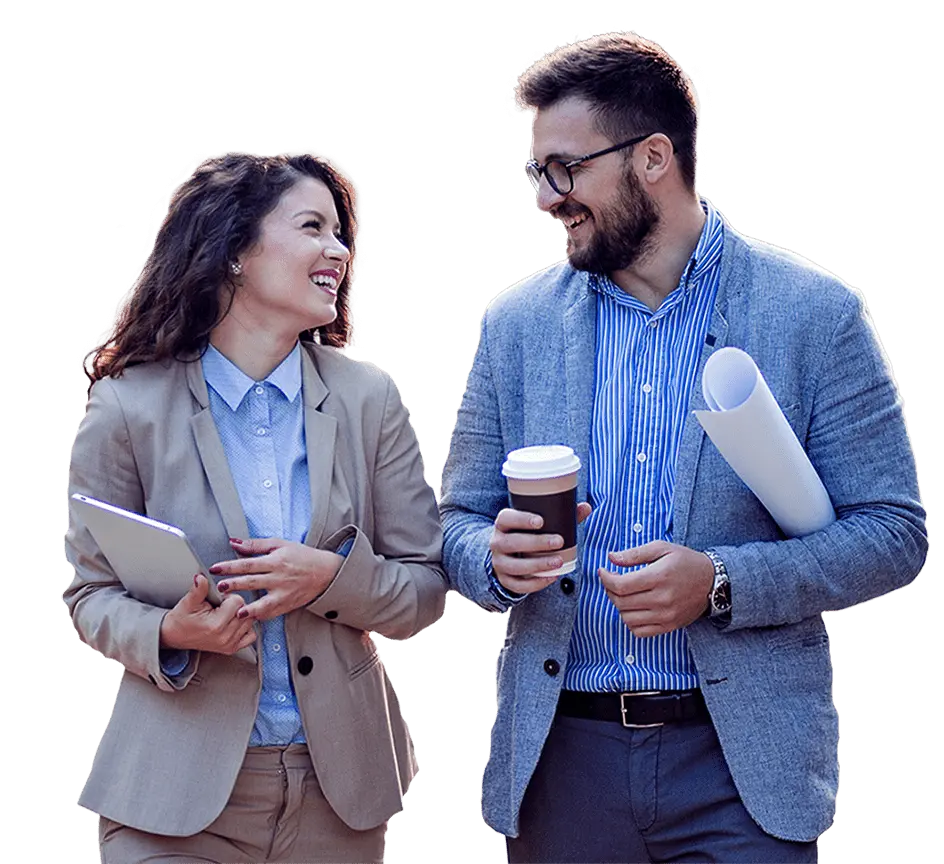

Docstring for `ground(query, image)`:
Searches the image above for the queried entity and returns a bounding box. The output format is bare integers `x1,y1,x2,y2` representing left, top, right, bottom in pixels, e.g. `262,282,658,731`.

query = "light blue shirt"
202,342,310,745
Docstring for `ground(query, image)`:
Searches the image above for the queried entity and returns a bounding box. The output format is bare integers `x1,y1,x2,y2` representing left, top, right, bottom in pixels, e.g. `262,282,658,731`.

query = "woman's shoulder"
301,342,394,399
89,358,193,412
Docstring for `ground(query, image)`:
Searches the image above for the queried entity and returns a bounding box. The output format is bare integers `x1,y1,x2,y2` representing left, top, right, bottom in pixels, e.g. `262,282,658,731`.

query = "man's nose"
536,176,567,213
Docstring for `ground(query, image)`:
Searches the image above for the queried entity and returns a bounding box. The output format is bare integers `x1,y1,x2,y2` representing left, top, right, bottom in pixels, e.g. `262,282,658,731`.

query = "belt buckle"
620,691,664,728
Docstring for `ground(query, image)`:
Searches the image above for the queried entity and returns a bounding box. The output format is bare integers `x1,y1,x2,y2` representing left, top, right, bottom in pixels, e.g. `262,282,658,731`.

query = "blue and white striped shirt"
565,201,724,693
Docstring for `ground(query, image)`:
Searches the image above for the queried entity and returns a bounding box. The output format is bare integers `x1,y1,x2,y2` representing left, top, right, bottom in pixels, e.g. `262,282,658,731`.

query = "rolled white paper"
693,347,835,537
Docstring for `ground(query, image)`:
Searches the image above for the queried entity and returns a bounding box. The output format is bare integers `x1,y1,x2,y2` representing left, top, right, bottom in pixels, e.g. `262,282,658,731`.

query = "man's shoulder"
485,260,587,321
726,225,858,310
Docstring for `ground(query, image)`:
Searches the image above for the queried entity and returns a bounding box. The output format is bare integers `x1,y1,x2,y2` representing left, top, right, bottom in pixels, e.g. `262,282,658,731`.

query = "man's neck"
609,196,706,311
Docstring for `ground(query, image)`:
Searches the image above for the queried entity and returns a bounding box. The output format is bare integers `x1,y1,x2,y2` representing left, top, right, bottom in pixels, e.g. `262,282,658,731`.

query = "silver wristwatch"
703,549,731,619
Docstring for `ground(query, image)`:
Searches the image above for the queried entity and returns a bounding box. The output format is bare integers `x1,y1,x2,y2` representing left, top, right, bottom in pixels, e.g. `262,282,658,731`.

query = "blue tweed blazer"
440,221,927,842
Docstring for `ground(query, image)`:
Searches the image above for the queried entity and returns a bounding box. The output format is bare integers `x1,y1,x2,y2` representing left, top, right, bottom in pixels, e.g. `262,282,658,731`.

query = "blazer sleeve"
63,379,200,692
306,374,447,638
712,290,928,630
439,315,517,612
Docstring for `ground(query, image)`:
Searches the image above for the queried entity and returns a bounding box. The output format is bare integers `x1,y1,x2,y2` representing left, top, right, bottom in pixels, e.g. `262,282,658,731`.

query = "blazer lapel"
672,223,747,545
672,307,728,545
300,345,338,547
186,360,250,542
562,280,596,505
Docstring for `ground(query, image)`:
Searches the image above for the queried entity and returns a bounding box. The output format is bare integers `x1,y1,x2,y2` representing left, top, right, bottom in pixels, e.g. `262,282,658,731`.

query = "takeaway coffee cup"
502,445,581,577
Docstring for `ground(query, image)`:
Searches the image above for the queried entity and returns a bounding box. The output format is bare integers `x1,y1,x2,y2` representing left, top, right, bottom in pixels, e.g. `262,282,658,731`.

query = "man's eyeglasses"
525,133,655,196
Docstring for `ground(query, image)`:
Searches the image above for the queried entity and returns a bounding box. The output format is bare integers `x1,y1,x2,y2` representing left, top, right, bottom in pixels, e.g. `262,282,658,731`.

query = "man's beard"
562,170,660,273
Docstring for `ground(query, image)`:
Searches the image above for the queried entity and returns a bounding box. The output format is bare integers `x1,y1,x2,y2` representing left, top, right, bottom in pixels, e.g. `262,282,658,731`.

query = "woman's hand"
159,574,257,654
210,537,344,621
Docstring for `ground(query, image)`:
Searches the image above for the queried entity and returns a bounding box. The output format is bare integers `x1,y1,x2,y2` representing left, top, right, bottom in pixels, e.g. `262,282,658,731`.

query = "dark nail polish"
218,582,229,592
237,608,248,620
229,537,244,545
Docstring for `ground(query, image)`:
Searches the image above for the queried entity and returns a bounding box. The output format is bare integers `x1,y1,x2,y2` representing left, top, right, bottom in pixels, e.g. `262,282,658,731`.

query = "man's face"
531,96,659,273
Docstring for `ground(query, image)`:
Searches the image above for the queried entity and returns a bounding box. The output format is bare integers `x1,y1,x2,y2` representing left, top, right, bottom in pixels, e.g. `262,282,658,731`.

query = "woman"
64,153,446,864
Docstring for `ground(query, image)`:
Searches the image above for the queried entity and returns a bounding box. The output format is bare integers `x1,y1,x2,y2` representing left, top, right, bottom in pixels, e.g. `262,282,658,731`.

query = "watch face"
712,582,731,613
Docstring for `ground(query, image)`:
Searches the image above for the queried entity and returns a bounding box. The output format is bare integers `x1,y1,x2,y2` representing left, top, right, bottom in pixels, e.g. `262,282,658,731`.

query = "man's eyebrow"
536,151,581,163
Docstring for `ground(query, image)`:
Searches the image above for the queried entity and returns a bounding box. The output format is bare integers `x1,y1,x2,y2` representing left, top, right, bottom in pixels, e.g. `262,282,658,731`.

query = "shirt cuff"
159,648,191,677
485,550,526,606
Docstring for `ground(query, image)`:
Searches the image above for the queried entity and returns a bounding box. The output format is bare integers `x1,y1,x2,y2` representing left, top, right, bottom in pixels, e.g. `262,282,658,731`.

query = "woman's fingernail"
209,564,222,574
193,574,200,587
237,608,249,620
218,582,229,592
229,538,244,545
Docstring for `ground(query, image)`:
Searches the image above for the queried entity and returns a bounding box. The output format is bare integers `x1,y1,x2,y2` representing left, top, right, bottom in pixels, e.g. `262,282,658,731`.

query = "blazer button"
560,577,575,595
324,610,339,620
297,656,314,676
544,659,560,677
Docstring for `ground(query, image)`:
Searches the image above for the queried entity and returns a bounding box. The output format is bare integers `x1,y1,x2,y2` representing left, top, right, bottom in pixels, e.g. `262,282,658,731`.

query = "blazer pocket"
349,649,381,680
765,620,829,654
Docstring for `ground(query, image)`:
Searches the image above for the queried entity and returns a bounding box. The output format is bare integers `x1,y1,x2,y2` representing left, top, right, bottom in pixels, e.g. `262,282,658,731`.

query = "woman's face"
233,176,350,336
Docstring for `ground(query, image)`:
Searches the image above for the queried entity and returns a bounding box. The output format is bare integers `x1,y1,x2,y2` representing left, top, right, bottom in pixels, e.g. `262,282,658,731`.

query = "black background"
60,21,940,862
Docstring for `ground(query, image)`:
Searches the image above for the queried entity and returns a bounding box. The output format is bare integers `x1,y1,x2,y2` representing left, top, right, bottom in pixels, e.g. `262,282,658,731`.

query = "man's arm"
441,316,516,611
713,289,927,629
599,289,927,635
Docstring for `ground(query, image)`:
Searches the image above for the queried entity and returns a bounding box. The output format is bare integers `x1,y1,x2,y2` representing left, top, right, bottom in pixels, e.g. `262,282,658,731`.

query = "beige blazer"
64,342,446,836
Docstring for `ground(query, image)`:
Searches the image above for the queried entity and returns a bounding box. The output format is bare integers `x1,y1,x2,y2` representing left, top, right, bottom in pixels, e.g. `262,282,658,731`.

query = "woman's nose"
324,237,351,263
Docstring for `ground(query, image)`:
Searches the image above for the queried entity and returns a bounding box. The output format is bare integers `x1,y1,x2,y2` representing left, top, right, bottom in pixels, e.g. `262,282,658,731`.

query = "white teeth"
310,275,337,289
566,213,588,229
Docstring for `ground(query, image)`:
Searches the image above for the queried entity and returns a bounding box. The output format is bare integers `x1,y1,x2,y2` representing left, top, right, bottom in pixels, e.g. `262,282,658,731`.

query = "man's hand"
211,537,344,621
599,541,713,637
491,502,592,595
159,574,257,654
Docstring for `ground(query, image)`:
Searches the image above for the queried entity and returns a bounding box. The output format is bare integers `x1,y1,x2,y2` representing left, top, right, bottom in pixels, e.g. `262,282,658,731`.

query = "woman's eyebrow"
293,208,341,229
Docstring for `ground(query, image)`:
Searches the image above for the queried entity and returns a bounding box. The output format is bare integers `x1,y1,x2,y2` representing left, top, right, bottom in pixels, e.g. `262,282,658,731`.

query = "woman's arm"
309,374,446,638
64,378,193,691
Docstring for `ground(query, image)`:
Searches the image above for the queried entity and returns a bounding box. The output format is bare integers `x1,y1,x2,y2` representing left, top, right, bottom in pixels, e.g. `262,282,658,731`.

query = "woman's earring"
230,261,242,276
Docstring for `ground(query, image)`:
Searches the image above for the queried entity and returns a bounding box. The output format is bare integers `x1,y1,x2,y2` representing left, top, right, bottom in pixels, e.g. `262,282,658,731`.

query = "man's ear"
638,133,675,183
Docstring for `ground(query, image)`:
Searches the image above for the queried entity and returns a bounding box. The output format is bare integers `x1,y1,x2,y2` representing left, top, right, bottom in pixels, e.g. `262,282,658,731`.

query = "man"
440,32,927,863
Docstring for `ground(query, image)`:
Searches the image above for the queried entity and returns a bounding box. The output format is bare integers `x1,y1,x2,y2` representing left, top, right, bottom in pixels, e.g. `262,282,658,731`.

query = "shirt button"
256,426,267,436
263,479,273,489
254,386,265,395
277,694,287,703
625,654,635,665
633,523,643,533
642,383,652,394
648,320,658,329
636,452,648,463
272,643,281,653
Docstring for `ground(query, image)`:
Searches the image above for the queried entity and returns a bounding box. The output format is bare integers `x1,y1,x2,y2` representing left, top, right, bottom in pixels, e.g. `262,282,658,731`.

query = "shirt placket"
250,384,297,745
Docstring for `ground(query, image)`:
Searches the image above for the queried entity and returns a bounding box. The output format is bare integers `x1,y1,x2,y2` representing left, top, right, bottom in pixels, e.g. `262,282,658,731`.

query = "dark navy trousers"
507,712,818,864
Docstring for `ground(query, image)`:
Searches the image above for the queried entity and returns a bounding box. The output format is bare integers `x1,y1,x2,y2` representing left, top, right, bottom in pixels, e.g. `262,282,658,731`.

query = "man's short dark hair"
517,32,698,189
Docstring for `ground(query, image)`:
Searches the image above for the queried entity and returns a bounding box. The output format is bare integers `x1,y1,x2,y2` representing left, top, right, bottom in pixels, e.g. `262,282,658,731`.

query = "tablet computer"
70,493,225,608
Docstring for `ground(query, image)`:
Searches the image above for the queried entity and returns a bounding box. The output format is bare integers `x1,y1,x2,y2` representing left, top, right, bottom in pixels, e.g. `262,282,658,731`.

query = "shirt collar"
202,342,303,411
588,198,724,302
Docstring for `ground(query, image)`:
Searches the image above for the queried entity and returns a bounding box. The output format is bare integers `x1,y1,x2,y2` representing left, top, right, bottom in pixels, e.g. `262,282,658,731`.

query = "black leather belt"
557,689,709,728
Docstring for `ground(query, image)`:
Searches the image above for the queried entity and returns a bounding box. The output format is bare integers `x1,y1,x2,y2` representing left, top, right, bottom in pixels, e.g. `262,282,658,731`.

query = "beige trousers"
99,745,386,864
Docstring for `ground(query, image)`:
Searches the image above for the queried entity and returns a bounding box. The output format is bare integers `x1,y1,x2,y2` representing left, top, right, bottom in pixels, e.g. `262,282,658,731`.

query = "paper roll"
693,347,835,537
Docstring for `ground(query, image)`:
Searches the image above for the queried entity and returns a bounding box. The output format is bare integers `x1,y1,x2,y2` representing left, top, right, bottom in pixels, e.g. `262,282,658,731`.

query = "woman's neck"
209,311,299,381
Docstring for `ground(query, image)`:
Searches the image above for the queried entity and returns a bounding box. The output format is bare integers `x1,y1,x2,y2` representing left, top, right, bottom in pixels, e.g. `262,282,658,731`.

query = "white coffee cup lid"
502,445,581,480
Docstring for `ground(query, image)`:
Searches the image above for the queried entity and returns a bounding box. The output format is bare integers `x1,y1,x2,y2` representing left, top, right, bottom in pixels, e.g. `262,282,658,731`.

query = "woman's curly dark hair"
87,153,356,382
